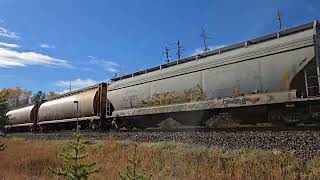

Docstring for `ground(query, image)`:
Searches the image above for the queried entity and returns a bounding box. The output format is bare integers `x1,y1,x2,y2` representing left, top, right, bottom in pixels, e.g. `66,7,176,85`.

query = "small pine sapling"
48,124,100,180
119,144,152,180
0,143,6,151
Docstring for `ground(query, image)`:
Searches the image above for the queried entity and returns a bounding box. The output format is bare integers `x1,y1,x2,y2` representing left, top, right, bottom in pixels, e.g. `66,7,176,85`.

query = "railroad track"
4,125,320,139
119,126,320,132
4,126,320,160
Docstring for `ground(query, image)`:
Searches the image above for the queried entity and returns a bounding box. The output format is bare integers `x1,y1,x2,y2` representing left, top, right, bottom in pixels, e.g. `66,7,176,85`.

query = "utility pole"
277,9,282,31
176,40,183,60
74,100,79,130
113,73,117,79
200,27,210,51
163,45,171,63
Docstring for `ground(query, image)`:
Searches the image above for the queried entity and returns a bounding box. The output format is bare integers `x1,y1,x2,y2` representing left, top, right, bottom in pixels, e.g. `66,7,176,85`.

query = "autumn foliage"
0,87,60,109
0,87,31,108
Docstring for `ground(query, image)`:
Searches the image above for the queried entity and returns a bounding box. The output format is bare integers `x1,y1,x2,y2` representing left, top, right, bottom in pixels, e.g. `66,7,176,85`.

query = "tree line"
0,87,59,109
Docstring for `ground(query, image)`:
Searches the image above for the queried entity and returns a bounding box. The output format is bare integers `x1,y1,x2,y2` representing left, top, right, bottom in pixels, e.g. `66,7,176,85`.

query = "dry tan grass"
0,138,320,180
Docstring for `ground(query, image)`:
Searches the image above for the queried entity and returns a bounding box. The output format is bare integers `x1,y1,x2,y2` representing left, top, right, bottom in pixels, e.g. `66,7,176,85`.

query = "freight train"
5,21,320,131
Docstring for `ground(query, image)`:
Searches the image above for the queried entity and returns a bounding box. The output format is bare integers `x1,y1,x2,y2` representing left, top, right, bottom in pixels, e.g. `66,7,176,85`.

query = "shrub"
0,95,9,152
0,95,9,131
119,144,152,180
48,125,100,179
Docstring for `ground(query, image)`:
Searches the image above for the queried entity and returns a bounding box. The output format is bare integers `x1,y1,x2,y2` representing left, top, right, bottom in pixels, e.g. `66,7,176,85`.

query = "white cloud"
89,57,119,73
55,89,71,94
0,42,20,49
0,47,71,68
191,45,226,56
54,78,99,92
40,43,55,49
0,27,20,39
102,61,119,73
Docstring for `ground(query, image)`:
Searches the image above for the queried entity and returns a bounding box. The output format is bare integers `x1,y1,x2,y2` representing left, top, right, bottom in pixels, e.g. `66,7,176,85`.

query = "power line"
162,45,171,63
200,27,210,51
176,40,184,60
277,9,283,31
162,40,184,62
112,73,117,79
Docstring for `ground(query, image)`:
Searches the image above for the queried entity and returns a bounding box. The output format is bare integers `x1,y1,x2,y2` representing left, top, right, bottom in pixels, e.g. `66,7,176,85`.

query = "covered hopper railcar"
6,104,39,131
108,21,320,128
6,83,107,131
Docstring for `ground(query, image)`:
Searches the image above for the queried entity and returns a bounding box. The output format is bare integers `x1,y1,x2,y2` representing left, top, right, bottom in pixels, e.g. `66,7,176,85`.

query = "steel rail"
5,126,320,139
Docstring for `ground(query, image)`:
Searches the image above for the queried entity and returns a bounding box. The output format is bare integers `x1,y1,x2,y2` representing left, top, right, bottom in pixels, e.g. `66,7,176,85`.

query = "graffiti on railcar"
113,90,298,117
142,91,182,107
266,94,274,103
141,84,206,107
123,94,140,108
221,96,260,107
210,96,260,108
184,84,206,102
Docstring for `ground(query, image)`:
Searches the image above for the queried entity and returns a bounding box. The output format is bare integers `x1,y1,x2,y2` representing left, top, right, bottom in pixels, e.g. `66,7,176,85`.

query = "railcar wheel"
124,120,134,130
268,110,286,127
111,119,120,130
39,126,46,133
125,124,134,130
268,110,282,122
89,122,98,130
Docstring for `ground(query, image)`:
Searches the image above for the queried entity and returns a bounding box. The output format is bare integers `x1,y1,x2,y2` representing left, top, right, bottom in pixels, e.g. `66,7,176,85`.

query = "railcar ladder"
304,52,320,97
304,22,320,98
106,99,112,117
304,67,320,97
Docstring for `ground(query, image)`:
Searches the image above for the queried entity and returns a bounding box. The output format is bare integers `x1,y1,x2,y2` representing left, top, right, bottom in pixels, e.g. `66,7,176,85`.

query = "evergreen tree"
31,91,46,103
48,124,100,179
0,95,9,151
0,95,9,131
119,144,152,180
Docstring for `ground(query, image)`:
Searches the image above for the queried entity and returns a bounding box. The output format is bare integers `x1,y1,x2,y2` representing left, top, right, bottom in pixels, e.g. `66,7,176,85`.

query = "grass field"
0,138,320,179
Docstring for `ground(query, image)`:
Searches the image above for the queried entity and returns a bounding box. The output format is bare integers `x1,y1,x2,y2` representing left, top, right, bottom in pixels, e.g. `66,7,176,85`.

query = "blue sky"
0,0,319,94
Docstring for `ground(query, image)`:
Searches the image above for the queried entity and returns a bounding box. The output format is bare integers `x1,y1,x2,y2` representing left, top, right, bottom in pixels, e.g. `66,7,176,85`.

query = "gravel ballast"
6,130,320,160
